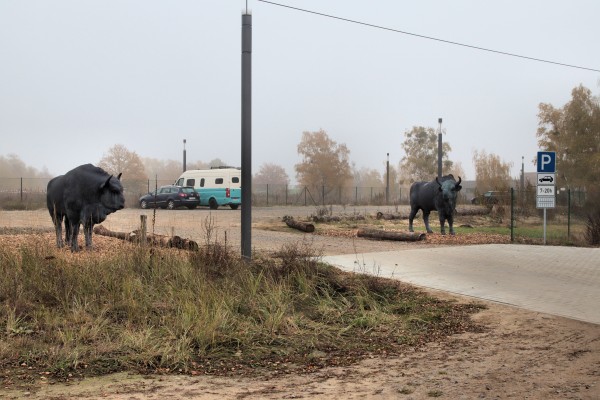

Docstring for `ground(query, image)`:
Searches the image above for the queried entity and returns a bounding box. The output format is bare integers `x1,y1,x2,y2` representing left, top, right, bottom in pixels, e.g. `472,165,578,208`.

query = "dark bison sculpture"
408,174,462,235
46,164,125,251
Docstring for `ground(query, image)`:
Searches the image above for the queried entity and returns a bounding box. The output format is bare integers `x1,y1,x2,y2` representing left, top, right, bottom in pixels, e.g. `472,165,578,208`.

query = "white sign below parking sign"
537,173,555,185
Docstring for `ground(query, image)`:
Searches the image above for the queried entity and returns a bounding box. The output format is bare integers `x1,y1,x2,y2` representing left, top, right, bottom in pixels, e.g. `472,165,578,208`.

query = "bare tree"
98,144,147,195
254,163,289,185
295,129,352,194
399,126,452,183
353,166,383,188
537,84,600,189
472,149,513,194
142,158,183,183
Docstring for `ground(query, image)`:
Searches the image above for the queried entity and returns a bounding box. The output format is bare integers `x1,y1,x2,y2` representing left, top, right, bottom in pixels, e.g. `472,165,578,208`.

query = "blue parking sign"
537,151,556,173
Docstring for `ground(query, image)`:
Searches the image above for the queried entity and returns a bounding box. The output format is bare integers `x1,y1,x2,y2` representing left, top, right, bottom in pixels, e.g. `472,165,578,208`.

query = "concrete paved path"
323,244,600,325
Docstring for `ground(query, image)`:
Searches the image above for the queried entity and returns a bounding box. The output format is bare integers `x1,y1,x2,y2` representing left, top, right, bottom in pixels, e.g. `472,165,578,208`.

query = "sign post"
536,151,556,244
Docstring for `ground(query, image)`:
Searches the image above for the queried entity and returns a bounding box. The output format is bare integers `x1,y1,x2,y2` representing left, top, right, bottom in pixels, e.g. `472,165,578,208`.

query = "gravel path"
0,205,440,255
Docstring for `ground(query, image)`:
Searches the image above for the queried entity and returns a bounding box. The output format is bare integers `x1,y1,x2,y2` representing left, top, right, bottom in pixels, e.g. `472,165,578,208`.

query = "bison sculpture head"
435,175,462,212
99,172,125,215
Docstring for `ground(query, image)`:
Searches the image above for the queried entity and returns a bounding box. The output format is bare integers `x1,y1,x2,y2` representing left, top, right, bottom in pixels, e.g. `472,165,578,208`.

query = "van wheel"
230,204,239,210
209,198,219,210
167,200,176,210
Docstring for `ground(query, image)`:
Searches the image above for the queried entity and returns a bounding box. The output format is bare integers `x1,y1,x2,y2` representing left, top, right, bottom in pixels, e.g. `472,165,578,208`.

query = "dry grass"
0,230,485,390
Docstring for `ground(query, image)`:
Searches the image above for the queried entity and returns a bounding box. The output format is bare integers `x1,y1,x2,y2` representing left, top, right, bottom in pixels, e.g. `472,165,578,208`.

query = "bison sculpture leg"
408,207,418,232
69,220,81,252
408,207,434,234
444,214,456,235
50,210,65,248
422,210,433,233
438,214,457,235
64,216,72,246
83,220,94,249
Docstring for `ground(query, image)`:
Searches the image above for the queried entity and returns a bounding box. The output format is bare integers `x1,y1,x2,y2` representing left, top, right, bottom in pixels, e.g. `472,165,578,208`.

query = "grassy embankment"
0,226,484,388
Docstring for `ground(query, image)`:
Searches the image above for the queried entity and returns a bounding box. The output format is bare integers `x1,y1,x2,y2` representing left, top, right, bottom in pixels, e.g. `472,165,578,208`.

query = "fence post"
140,215,147,246
568,188,571,242
322,186,325,206
266,184,269,207
304,186,307,206
510,188,514,242
355,186,358,205
20,177,23,202
285,184,288,206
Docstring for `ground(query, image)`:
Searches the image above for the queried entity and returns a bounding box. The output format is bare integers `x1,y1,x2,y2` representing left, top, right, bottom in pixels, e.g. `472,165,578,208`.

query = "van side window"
200,178,205,187
215,178,224,185
186,179,195,187
232,177,239,184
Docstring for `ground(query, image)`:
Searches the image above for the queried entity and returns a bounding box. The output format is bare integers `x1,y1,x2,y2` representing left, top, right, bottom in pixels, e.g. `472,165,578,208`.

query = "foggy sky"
1,0,599,182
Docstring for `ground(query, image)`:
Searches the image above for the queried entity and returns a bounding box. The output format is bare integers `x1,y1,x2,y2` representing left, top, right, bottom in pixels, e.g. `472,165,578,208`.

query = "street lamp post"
386,153,390,205
437,118,443,178
183,139,187,172
241,11,252,260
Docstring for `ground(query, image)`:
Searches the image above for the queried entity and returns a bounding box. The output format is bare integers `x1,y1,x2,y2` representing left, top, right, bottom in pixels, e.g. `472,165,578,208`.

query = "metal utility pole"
437,118,443,178
386,153,390,205
241,10,252,260
183,139,187,172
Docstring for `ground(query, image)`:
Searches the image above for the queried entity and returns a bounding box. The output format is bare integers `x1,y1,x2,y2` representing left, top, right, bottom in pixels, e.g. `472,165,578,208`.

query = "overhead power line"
257,0,600,73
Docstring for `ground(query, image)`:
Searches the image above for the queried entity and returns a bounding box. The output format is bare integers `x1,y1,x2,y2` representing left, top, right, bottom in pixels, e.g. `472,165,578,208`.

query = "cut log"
93,225,199,250
376,212,404,220
311,215,341,223
283,216,315,233
93,224,130,240
357,228,425,241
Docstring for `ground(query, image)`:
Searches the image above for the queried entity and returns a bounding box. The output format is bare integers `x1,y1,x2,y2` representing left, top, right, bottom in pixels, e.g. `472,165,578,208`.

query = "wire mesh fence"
488,187,589,245
0,178,593,245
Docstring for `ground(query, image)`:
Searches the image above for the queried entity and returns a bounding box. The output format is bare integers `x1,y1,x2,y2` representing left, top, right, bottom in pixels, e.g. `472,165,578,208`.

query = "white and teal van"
175,167,241,210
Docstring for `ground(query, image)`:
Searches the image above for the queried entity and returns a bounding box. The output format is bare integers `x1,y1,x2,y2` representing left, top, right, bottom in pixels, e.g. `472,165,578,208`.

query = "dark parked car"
470,191,508,205
139,185,200,210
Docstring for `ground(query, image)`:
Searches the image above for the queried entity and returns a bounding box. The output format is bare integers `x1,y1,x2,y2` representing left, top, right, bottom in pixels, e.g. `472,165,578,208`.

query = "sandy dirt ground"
1,207,599,399
6,301,599,400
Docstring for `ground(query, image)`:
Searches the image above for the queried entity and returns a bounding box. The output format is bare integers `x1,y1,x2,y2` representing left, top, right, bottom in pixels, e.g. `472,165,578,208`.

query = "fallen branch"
357,228,425,242
283,216,315,233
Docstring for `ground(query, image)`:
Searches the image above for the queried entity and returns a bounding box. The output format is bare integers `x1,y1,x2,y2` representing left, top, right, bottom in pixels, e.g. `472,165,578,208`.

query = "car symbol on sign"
539,175,554,183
